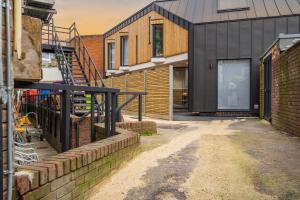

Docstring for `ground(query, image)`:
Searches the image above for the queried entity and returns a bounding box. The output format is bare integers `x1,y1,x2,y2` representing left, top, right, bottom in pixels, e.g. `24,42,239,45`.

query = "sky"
54,0,153,35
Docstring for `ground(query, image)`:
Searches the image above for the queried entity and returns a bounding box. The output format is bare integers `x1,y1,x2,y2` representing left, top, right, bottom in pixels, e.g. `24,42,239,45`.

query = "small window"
218,0,249,12
120,36,129,66
152,24,164,57
108,43,115,70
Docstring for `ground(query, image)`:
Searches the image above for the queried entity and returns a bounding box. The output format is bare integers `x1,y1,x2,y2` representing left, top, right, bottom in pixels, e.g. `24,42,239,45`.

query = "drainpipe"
5,0,14,199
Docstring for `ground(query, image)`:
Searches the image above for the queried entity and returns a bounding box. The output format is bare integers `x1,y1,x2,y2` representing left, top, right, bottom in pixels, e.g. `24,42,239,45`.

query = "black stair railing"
42,20,105,87
53,27,75,85
70,23,105,87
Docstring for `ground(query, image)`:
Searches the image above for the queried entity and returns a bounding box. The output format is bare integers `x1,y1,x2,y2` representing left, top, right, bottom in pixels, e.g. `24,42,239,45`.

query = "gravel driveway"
89,118,300,200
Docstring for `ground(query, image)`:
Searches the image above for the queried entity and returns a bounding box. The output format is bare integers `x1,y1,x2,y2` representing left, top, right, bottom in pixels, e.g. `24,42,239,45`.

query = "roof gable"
104,0,300,38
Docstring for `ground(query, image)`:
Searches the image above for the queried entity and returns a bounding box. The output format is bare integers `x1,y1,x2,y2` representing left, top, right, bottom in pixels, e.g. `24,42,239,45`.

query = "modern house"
103,0,300,118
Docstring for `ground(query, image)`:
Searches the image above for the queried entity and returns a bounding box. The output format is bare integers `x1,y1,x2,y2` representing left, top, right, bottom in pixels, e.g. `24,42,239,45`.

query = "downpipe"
5,0,14,199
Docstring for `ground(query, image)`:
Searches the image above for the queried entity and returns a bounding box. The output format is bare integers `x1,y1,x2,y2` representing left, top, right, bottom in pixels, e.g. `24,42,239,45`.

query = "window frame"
217,0,250,13
120,35,129,66
107,42,116,70
217,59,251,111
152,24,164,58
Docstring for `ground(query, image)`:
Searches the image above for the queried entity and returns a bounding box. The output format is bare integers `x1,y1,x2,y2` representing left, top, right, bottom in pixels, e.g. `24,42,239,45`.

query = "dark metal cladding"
104,0,300,38
189,16,300,113
156,0,300,24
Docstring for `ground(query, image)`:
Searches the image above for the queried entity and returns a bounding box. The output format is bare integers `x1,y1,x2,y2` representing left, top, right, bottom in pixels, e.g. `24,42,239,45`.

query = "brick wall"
2,1,13,198
45,112,94,152
81,35,104,78
260,42,300,137
104,66,172,120
15,130,140,200
272,42,300,137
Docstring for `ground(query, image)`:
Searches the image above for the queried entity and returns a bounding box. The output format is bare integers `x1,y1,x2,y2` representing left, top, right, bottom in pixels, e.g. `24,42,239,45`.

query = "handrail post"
91,93,96,142
138,95,143,121
104,92,111,138
111,92,117,136
61,90,71,152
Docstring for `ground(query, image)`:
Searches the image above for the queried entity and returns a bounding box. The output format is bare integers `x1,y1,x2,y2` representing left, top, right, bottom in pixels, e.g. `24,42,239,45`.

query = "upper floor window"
218,0,249,12
108,43,115,70
152,24,164,57
120,36,129,66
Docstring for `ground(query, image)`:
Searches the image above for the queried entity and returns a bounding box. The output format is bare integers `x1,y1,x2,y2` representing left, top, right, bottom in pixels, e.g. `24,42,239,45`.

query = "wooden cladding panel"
104,66,170,119
127,72,145,113
112,76,127,106
146,67,170,116
105,11,188,69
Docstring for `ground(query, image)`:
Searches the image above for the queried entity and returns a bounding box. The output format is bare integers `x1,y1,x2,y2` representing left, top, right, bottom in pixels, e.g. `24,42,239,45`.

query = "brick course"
15,130,140,199
116,121,157,134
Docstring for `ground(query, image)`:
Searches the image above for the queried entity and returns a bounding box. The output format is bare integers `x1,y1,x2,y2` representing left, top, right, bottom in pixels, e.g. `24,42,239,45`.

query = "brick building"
260,34,300,137
80,35,105,77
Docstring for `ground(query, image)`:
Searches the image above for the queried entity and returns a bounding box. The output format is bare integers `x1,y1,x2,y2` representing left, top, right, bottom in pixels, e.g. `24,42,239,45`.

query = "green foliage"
140,131,154,136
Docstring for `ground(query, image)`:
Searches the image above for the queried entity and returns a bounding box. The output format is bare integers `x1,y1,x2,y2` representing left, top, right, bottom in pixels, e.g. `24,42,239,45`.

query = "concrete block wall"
15,130,140,200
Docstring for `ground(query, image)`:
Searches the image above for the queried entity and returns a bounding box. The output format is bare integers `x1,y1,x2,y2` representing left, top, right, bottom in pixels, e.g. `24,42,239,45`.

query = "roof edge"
103,2,191,38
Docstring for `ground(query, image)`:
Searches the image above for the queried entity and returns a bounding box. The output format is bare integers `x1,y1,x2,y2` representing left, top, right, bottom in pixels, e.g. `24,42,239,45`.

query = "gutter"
261,33,300,61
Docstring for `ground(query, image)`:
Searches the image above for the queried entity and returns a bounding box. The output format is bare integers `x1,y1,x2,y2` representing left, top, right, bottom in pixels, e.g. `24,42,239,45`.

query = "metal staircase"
42,20,105,115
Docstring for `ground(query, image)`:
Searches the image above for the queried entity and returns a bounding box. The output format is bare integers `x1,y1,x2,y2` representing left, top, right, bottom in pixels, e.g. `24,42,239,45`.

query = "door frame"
264,55,272,121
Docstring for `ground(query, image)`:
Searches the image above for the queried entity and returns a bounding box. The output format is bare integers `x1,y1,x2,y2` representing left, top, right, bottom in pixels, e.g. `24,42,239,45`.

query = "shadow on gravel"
125,141,199,200
227,120,300,200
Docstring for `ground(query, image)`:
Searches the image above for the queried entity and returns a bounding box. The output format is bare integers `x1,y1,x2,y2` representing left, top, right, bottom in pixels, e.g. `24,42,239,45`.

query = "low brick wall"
95,121,157,139
45,113,94,152
15,130,140,200
116,121,157,134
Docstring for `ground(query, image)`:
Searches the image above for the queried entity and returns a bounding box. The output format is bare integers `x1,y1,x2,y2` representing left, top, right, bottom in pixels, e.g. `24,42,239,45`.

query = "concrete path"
89,118,300,200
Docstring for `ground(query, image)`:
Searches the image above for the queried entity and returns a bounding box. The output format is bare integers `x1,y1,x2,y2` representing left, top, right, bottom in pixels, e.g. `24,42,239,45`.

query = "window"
42,53,55,67
108,43,115,70
152,24,164,57
120,36,129,66
218,60,250,110
218,0,249,12
173,68,188,110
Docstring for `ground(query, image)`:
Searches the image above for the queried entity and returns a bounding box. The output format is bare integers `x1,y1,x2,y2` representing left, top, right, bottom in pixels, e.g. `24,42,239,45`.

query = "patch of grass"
140,131,155,136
